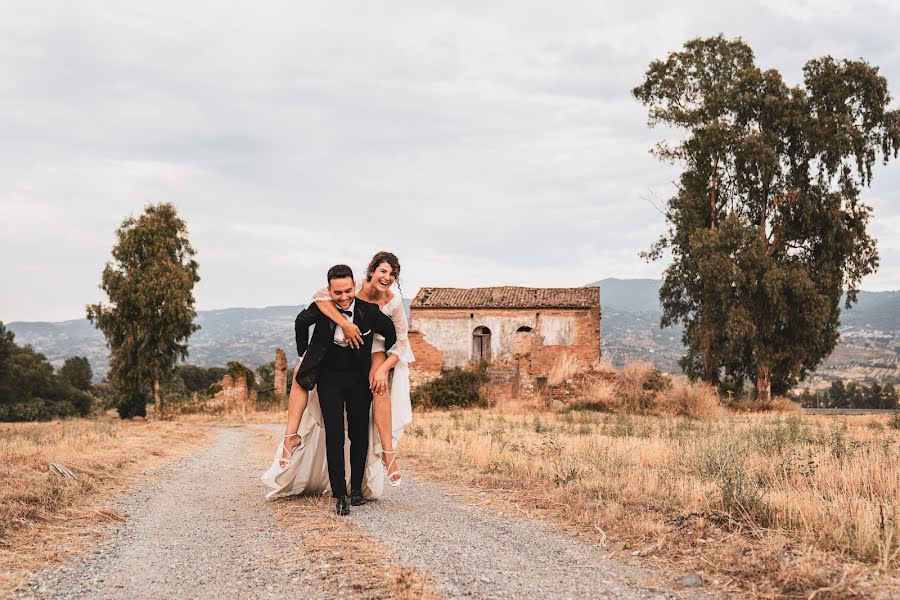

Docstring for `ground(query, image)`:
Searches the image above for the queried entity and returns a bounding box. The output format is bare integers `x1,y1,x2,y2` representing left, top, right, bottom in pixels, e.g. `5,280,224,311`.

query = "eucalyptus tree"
634,35,900,399
87,203,200,417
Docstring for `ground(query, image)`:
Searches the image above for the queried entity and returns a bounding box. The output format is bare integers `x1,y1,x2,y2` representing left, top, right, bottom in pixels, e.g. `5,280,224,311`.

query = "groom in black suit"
294,264,397,515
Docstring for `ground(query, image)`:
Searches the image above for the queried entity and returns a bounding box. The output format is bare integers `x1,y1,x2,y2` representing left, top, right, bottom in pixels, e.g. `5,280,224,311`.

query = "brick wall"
408,331,443,388
530,307,600,376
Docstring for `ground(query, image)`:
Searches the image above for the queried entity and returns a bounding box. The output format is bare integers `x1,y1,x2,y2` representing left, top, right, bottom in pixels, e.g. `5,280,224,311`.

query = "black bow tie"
339,309,352,317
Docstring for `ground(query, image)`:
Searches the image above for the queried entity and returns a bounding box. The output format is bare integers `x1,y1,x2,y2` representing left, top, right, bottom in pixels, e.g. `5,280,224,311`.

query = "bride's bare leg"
370,352,400,482
281,363,308,464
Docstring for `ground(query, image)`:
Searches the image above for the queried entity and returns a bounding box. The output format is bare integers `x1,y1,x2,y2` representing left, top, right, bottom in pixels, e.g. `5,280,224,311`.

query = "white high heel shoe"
278,433,302,469
382,450,402,487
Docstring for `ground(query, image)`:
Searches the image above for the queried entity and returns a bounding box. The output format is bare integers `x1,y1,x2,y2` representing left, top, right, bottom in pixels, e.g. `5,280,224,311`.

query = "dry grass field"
403,396,900,598
0,418,213,596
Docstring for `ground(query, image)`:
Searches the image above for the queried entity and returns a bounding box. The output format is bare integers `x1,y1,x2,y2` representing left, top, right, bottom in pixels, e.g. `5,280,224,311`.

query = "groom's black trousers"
317,357,372,499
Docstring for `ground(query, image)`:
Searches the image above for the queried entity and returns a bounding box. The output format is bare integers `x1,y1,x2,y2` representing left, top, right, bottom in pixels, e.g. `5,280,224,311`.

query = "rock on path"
14,427,316,600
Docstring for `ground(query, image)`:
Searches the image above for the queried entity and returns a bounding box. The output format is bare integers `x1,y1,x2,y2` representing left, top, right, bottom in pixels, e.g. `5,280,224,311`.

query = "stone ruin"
274,348,287,397
407,286,601,398
209,348,289,410
211,372,257,408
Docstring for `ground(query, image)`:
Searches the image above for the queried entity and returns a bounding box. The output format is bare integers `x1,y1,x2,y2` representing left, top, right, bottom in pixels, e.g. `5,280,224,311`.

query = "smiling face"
328,276,356,309
368,261,396,292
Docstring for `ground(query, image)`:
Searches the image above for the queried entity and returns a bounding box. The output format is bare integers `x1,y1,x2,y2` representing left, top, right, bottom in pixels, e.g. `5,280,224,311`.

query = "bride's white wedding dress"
260,286,414,500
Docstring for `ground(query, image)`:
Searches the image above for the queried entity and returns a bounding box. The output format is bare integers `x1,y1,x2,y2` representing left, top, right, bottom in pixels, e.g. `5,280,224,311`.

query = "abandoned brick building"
408,286,601,394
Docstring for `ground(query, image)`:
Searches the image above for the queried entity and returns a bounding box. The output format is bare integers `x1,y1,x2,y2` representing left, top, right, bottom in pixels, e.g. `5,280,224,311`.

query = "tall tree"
59,356,93,391
0,322,14,385
634,36,900,399
87,203,200,417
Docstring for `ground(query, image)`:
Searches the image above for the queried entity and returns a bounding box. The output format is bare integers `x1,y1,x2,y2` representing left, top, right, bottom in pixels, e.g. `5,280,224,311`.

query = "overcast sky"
2,1,899,322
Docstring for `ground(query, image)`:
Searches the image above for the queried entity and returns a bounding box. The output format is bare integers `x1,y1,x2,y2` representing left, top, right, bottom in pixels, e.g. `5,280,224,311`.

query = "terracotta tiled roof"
410,286,600,309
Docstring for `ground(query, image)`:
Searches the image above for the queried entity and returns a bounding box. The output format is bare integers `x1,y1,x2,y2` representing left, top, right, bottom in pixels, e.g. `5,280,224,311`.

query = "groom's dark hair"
327,264,354,284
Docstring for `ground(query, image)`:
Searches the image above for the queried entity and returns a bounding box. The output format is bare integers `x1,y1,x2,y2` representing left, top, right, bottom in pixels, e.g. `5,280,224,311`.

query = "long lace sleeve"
385,296,415,364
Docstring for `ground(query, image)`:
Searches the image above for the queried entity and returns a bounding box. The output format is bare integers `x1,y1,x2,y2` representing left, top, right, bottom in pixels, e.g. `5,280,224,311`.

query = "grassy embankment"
0,419,212,596
403,361,900,598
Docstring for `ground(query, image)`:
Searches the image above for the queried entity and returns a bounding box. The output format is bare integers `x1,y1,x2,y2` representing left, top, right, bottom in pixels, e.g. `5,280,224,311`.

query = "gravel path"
348,469,693,599
13,427,318,600
13,425,710,600
257,424,709,599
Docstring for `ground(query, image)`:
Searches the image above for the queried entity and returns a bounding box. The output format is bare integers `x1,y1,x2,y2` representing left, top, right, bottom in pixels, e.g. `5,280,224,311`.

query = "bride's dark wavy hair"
366,251,401,292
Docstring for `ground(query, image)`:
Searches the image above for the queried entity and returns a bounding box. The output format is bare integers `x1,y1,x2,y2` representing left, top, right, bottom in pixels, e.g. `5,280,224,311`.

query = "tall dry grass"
614,361,658,413
0,419,211,595
403,408,900,598
548,353,582,386
568,361,724,419
656,381,723,418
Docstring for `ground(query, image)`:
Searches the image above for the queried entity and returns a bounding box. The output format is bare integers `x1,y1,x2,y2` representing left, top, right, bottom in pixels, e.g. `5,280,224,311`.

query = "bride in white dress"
261,251,414,500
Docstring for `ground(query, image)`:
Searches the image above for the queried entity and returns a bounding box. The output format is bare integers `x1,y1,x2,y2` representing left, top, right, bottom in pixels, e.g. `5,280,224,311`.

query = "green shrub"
0,399,55,422
92,382,119,411
68,388,94,416
411,365,489,409
117,390,149,419
0,324,95,420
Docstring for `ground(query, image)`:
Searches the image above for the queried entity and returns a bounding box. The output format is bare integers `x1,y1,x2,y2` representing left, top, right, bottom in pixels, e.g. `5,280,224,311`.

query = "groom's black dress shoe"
350,490,367,506
335,496,350,516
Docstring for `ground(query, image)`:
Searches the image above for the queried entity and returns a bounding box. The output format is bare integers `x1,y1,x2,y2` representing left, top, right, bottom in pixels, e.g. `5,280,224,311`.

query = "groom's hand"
341,322,363,349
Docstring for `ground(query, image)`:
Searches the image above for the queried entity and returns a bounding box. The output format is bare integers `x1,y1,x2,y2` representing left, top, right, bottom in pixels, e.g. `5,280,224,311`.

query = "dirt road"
12,426,709,599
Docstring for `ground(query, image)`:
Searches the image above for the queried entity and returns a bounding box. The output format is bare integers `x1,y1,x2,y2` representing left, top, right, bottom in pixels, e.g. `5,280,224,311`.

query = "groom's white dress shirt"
333,299,356,346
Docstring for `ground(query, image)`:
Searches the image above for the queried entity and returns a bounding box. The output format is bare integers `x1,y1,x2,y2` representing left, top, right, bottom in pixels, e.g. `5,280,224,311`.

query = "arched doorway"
472,326,492,363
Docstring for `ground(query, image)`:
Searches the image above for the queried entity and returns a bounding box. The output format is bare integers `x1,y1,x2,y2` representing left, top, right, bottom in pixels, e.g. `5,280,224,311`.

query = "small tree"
59,357,93,391
829,380,847,408
882,383,899,410
87,203,200,418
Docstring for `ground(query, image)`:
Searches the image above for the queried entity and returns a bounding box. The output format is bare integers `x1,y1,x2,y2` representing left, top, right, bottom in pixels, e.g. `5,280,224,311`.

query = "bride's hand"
341,321,363,349
369,368,389,395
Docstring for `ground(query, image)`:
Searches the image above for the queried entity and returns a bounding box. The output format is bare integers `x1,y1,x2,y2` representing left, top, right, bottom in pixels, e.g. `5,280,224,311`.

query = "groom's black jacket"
294,298,397,391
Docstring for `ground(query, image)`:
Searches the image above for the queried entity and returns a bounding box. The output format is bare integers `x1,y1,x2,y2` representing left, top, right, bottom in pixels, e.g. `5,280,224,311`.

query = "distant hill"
583,278,900,382
6,281,898,385
584,278,664,313
8,305,303,381
840,290,900,332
